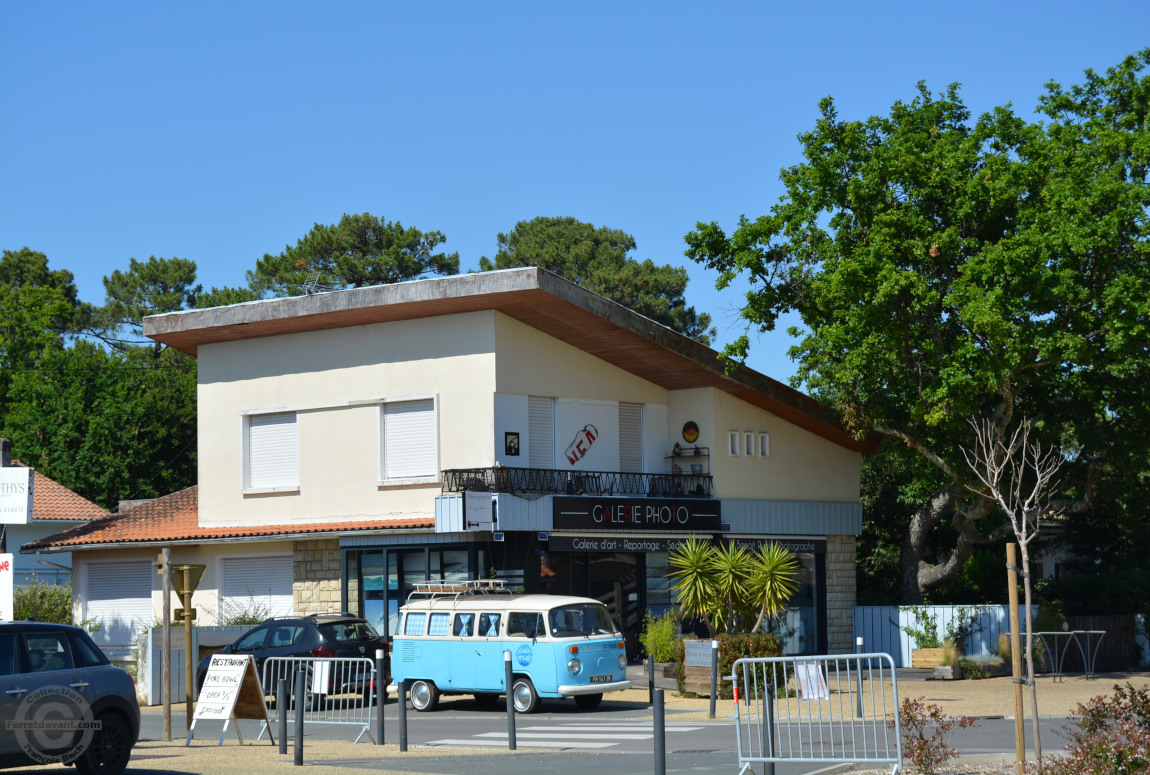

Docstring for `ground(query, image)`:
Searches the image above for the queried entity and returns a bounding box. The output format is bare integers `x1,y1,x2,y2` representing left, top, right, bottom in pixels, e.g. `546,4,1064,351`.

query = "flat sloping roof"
144,268,868,452
21,486,434,552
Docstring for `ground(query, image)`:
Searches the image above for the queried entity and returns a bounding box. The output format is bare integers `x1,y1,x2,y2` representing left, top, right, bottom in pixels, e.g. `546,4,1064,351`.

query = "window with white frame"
728,430,740,456
744,431,756,457
381,397,438,482
245,412,299,490
759,432,770,457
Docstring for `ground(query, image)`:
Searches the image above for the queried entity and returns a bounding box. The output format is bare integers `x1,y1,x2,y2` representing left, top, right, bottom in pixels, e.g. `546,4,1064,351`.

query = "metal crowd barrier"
258,656,378,744
731,652,901,775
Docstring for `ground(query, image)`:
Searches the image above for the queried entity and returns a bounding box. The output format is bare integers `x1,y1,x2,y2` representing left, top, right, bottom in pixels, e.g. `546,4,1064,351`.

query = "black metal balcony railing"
441,466,713,498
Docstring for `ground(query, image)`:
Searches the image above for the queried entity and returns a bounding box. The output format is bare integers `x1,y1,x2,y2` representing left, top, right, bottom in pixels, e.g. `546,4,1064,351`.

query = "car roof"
0,620,86,633
259,613,369,625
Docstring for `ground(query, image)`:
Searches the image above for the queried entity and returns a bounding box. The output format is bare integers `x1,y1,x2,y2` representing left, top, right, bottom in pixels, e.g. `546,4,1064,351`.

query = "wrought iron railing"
441,466,713,498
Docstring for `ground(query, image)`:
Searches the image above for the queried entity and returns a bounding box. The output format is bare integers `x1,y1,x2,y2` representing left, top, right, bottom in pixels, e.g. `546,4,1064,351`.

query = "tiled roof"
5,464,110,522
22,486,434,551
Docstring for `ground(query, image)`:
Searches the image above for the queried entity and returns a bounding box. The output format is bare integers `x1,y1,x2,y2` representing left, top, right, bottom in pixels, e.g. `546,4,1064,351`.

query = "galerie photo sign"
553,497,721,532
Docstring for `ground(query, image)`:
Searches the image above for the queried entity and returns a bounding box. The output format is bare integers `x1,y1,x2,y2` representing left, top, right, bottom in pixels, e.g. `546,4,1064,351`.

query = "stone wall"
293,539,342,614
825,534,857,654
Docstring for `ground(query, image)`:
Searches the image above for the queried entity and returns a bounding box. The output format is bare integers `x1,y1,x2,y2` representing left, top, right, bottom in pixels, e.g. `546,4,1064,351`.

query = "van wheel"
574,693,603,709
409,679,440,711
511,677,539,714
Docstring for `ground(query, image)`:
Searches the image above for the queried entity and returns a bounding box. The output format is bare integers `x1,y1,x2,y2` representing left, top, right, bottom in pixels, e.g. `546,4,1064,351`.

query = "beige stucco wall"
710,388,861,501
197,311,498,526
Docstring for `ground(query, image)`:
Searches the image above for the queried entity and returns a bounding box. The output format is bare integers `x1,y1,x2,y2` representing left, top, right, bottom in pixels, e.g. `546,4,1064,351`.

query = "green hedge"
674,633,781,698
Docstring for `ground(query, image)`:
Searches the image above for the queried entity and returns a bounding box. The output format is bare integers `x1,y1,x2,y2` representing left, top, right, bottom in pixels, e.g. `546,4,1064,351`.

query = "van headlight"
567,658,582,676
618,654,627,670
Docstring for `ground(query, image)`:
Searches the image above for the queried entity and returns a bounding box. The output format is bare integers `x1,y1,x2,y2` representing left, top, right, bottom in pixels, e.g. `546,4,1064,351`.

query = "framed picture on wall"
505,432,520,456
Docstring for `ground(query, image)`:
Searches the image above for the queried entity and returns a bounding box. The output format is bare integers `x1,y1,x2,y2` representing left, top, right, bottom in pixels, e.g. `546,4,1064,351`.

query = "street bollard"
648,654,654,704
504,651,516,751
654,688,665,775
397,680,407,752
277,678,287,755
708,639,719,719
855,636,864,719
765,683,776,775
375,649,386,746
294,668,305,766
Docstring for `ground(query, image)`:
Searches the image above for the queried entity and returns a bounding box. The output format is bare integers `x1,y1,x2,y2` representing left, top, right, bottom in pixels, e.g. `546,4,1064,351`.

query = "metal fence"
259,656,378,744
731,653,901,775
441,466,714,498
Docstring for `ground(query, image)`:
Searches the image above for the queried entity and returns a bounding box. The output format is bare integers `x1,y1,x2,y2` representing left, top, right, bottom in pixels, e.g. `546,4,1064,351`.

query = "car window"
453,613,474,637
68,632,108,668
235,626,269,652
428,613,450,636
403,613,426,636
478,613,501,637
507,612,545,639
319,621,377,642
269,625,306,649
0,633,19,676
26,633,74,673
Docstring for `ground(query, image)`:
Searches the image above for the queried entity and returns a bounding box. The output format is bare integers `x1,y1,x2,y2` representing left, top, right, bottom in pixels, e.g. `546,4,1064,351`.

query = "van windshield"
547,603,615,637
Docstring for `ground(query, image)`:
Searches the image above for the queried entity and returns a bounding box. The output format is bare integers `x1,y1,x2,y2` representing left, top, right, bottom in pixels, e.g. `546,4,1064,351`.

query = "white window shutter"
618,402,644,472
87,562,153,646
528,396,555,469
383,399,437,479
248,413,298,488
221,556,294,618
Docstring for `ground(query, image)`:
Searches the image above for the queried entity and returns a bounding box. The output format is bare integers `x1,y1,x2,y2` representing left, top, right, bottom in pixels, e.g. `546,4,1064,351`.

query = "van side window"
428,613,451,636
403,612,427,636
453,613,474,637
478,613,501,637
508,612,545,639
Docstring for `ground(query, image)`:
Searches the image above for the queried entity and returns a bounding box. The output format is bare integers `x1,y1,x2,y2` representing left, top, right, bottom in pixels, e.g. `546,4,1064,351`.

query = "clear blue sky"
2,1,1147,384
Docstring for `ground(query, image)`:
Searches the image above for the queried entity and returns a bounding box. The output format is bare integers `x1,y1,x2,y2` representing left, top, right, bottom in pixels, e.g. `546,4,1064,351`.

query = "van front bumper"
558,679,632,696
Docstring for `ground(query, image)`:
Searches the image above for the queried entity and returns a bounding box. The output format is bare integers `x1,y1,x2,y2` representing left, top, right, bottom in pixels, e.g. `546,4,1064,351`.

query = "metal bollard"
397,680,407,752
294,668,305,766
648,653,654,704
277,678,287,755
654,688,665,775
708,639,719,719
375,649,385,746
504,651,516,751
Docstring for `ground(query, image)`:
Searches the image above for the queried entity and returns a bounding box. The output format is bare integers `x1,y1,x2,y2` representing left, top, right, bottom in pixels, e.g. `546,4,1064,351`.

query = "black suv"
0,621,140,775
196,613,388,702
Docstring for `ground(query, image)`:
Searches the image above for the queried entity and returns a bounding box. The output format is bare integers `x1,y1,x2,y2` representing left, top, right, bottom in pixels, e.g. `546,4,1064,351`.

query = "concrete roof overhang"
144,268,870,452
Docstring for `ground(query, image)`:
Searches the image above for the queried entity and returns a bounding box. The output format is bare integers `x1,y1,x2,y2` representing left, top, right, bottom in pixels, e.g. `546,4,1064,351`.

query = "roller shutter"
86,561,153,647
221,555,293,619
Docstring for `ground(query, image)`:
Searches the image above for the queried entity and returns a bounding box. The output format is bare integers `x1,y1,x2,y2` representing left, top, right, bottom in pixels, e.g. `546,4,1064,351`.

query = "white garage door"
220,555,293,620
87,561,153,647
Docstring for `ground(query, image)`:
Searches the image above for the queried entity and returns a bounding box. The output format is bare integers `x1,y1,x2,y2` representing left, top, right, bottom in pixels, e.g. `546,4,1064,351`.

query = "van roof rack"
406,579,515,604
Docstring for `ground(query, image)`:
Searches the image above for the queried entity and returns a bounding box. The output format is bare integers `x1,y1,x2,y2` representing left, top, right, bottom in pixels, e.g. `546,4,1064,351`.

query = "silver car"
0,621,140,774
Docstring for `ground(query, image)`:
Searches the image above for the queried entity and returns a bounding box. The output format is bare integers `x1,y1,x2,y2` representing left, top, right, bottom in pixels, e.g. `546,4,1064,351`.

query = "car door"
0,631,27,758
230,625,270,683
17,630,94,761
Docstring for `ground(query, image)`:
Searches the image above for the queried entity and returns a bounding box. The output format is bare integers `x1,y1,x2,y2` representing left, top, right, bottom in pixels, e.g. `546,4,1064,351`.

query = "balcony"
441,466,714,498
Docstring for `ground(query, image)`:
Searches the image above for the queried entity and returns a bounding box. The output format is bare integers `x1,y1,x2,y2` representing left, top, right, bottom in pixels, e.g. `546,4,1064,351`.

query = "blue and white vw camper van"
390,581,632,712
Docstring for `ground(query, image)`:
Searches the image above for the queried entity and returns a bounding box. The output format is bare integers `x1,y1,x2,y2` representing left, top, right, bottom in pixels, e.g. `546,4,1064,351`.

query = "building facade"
31,269,867,657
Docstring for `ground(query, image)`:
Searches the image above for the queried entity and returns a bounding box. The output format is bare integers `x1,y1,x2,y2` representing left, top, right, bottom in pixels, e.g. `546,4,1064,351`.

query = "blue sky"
2,1,1147,384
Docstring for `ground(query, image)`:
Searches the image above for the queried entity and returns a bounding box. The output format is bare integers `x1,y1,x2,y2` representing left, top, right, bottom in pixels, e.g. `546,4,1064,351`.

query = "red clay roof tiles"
23,485,434,551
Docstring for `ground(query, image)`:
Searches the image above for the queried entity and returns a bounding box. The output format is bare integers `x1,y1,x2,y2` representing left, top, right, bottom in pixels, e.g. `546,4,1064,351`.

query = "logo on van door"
516,644,533,667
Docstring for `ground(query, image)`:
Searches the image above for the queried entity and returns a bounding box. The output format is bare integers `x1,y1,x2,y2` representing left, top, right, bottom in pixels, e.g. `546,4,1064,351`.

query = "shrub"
14,581,72,624
1046,682,1150,775
639,609,680,663
891,697,978,774
217,592,272,626
941,639,958,667
955,657,989,680
996,632,1012,661
674,632,781,698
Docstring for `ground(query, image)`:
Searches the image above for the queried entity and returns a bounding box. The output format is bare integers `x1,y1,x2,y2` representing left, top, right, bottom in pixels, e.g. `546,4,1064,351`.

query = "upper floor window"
245,412,299,492
381,397,438,484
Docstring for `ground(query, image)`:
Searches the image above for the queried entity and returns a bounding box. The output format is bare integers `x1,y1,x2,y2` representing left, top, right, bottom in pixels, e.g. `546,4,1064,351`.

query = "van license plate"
590,675,611,683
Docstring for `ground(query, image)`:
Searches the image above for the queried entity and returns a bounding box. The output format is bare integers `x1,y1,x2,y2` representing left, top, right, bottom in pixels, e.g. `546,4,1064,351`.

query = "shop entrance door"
588,553,641,659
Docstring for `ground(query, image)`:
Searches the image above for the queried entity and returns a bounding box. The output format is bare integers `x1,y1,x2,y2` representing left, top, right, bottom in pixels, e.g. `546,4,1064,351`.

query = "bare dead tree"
962,417,1066,766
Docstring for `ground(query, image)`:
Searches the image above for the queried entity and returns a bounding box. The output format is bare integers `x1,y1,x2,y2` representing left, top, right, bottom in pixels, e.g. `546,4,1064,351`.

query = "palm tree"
748,541,799,634
668,535,718,636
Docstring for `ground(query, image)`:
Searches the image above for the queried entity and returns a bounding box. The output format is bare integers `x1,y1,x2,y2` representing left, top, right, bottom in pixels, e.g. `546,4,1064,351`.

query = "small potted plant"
932,640,964,680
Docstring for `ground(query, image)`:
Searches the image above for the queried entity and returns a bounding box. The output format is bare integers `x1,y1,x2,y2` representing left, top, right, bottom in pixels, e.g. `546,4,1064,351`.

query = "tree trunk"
901,488,1002,602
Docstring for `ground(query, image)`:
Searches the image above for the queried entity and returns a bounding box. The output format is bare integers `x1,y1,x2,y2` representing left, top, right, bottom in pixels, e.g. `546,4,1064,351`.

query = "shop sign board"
0,467,32,525
553,497,720,532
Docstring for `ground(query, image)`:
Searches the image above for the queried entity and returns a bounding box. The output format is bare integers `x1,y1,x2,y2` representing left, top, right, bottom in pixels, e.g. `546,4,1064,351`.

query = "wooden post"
1008,543,1025,774
161,548,171,741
